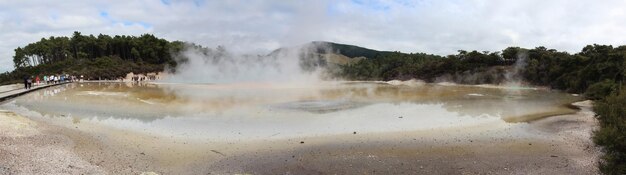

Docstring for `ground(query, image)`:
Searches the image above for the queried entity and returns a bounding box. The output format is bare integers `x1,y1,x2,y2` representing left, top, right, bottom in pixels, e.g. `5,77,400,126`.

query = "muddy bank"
0,101,600,174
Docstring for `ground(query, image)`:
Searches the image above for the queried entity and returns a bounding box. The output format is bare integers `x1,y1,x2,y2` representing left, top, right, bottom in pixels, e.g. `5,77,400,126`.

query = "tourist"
23,76,28,89
26,76,32,89
35,76,40,86
43,75,48,84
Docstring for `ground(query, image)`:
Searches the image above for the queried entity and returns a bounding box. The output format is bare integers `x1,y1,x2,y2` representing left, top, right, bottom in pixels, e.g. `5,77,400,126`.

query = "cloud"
1,0,626,72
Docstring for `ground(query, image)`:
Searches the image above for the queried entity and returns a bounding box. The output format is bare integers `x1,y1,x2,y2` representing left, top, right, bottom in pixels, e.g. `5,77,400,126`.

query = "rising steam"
164,42,334,84
503,50,529,86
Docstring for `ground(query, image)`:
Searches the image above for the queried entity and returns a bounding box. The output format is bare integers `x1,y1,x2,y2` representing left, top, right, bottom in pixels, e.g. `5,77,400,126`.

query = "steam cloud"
504,50,528,86
164,42,334,84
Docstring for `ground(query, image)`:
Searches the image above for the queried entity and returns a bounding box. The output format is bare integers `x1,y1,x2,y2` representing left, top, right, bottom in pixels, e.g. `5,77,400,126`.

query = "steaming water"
1,82,579,141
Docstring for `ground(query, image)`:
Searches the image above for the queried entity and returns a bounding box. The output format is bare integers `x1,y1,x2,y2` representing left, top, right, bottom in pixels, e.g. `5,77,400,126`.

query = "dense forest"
1,33,625,174
0,31,184,83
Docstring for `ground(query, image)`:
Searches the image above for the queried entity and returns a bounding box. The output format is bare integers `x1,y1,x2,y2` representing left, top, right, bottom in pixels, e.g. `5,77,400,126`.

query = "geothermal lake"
1,81,597,174
3,81,579,141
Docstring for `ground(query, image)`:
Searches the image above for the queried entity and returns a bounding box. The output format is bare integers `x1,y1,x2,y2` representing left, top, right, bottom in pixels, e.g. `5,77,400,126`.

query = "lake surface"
1,81,580,141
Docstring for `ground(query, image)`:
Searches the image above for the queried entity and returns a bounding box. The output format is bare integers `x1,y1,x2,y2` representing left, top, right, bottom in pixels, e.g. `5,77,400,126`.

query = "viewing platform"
0,82,70,102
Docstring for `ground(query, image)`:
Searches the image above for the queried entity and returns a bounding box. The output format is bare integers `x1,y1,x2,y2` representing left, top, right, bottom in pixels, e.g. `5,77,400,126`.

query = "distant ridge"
307,41,394,59
269,41,395,59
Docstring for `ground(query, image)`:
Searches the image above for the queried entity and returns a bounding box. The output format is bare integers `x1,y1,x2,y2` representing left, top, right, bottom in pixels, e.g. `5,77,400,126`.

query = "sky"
1,0,626,72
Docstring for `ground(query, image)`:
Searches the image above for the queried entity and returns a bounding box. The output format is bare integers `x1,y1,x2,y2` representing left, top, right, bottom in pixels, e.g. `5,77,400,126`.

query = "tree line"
0,31,184,82
13,31,181,67
340,49,513,82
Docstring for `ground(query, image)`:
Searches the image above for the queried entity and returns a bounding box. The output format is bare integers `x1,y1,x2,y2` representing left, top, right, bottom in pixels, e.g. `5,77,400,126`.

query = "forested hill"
267,41,394,59
0,31,184,82
306,41,395,58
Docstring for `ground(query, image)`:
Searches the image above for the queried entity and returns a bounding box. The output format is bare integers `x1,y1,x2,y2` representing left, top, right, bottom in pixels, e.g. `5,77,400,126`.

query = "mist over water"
164,42,332,84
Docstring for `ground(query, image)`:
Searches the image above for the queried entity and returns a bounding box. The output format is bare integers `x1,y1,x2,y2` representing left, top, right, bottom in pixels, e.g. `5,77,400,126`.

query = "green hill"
307,41,394,59
269,41,395,59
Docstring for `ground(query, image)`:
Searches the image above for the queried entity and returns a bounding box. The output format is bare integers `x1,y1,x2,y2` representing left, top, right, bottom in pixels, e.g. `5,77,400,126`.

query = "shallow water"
2,81,580,141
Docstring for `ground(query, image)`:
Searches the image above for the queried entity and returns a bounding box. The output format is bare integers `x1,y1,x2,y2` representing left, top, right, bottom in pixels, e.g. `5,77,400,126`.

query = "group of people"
131,75,146,82
131,74,159,82
23,74,77,89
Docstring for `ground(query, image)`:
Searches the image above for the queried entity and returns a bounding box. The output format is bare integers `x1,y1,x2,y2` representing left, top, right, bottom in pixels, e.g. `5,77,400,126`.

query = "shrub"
586,80,618,100
593,87,626,174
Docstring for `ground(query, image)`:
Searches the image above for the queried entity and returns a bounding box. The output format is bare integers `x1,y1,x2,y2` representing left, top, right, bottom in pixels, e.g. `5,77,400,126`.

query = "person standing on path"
23,76,28,89
26,76,32,89
35,76,40,86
